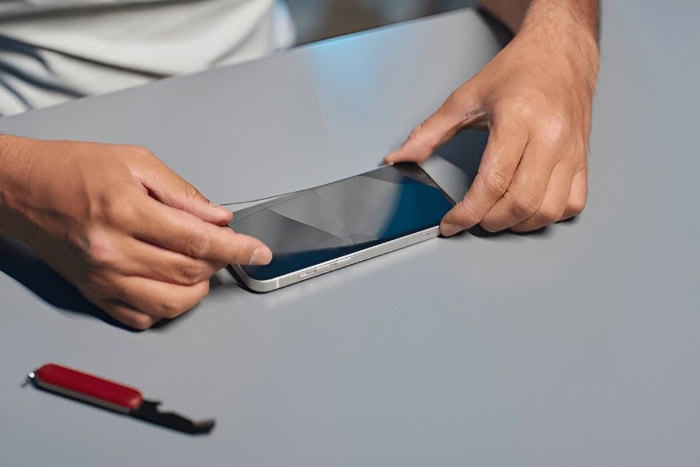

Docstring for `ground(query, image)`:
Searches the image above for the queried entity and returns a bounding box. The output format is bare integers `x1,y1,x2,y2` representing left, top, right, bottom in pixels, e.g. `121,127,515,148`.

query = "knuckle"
127,314,155,331
109,279,131,302
497,98,570,148
540,113,569,145
127,145,155,159
99,193,136,223
175,262,209,285
408,123,437,151
156,282,208,319
567,194,587,216
94,297,157,331
445,201,479,230
155,283,209,319
482,169,510,198
479,218,502,233
408,124,424,141
534,205,563,225
510,191,540,219
76,228,116,267
499,96,536,121
88,187,139,228
184,232,211,258
441,91,465,116
155,297,188,319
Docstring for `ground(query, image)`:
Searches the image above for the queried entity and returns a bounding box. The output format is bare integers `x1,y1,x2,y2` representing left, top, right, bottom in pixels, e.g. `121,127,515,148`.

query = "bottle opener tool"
27,363,215,435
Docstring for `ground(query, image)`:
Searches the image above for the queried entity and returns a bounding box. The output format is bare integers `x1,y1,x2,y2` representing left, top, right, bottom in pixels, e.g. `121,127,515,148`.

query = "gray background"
2,2,700,466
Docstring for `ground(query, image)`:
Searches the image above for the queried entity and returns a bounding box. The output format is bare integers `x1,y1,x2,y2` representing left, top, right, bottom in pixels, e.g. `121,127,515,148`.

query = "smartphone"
228,162,455,292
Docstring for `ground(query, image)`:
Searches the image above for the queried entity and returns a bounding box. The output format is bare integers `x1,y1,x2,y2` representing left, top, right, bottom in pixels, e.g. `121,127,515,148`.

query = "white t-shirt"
0,0,295,115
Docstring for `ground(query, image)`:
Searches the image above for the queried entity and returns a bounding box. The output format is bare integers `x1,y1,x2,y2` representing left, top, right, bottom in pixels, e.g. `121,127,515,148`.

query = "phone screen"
229,163,454,282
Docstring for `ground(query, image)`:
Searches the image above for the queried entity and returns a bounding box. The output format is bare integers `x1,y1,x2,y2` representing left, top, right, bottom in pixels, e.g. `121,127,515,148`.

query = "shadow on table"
0,236,140,331
0,235,247,332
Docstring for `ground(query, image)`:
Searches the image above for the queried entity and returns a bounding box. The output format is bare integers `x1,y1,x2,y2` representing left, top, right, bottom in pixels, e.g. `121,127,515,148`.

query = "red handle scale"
34,363,144,413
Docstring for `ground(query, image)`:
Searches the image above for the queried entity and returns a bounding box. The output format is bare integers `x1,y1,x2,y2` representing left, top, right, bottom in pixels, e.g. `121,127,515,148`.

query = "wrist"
517,1,600,87
520,0,599,48
0,135,39,239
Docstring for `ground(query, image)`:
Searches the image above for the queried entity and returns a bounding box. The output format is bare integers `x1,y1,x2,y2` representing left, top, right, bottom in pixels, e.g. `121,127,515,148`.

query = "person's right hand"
0,136,271,329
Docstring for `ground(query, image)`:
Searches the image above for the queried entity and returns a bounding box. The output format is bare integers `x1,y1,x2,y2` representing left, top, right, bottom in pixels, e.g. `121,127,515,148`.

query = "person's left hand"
385,17,599,235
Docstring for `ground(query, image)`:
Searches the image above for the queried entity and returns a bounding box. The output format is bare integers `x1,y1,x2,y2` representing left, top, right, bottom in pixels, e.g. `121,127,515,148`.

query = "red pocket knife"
27,363,215,435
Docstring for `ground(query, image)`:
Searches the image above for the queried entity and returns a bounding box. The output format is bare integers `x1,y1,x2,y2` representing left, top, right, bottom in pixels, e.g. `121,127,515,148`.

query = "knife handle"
31,363,144,413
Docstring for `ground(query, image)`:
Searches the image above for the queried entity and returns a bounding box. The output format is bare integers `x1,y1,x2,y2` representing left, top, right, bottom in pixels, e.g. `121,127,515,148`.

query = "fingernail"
250,247,273,266
440,222,462,237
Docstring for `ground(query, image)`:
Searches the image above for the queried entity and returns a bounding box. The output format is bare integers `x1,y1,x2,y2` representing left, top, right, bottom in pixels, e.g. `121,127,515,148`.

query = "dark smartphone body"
228,162,454,292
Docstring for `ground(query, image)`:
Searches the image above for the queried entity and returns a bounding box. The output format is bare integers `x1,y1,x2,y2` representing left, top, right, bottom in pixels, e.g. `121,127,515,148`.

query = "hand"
386,13,599,235
1,137,271,329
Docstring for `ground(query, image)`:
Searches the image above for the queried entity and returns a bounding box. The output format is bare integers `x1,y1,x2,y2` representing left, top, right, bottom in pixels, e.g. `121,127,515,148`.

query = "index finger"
440,119,529,236
133,197,272,265
384,85,482,165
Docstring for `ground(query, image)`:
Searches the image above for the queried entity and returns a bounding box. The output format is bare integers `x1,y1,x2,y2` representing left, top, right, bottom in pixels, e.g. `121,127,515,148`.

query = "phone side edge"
227,264,279,293
229,226,441,293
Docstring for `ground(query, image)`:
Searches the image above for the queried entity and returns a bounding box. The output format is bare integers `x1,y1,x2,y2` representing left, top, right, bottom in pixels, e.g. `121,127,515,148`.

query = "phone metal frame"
228,226,441,292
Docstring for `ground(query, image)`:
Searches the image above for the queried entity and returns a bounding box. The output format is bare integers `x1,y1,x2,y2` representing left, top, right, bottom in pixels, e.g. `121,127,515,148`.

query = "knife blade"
27,363,215,435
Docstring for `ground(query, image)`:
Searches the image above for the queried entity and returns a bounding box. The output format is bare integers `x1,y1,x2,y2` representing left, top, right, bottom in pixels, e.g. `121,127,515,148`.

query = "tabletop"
2,3,699,466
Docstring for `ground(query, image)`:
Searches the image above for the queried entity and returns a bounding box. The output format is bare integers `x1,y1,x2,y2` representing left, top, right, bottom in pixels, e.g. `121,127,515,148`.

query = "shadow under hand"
0,236,136,331
466,224,553,239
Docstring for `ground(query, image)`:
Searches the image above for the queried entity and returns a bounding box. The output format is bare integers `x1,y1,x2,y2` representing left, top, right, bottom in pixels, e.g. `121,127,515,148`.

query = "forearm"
0,135,32,238
480,0,599,41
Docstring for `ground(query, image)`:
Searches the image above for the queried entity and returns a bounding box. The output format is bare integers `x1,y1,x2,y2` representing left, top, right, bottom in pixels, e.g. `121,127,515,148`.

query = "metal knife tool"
27,363,215,435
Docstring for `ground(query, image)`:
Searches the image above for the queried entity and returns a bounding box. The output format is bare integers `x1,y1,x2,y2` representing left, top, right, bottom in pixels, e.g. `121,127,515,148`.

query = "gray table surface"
2,3,699,466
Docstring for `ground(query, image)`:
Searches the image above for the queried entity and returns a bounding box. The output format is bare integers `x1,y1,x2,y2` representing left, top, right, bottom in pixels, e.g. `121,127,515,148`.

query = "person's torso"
0,0,294,114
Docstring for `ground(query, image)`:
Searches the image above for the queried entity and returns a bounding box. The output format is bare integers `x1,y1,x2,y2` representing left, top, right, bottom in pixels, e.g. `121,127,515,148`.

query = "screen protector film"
229,163,455,281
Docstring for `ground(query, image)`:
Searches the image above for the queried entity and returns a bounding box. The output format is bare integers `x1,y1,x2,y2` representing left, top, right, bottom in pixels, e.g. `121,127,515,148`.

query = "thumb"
384,91,476,165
